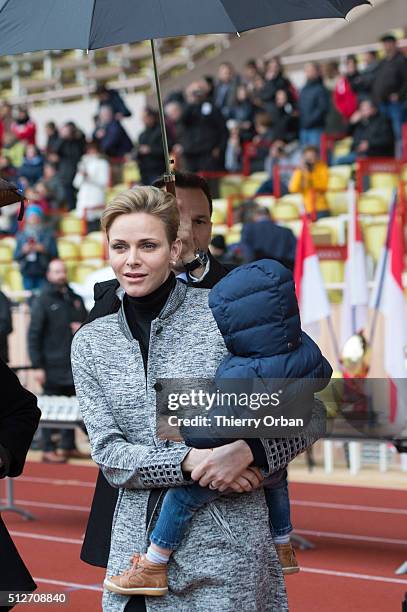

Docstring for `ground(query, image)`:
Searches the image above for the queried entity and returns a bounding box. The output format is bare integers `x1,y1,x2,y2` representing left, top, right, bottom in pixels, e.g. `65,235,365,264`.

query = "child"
104,259,332,596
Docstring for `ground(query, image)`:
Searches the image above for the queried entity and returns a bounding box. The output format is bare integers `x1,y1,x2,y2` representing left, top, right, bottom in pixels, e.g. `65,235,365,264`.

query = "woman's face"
108,212,181,297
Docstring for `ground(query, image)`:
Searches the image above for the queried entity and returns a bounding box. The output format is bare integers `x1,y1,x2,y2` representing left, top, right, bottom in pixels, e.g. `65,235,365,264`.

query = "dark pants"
42,385,76,452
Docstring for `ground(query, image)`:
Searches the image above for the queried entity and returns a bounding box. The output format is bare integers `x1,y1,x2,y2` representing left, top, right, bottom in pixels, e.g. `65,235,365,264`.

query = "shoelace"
121,553,142,577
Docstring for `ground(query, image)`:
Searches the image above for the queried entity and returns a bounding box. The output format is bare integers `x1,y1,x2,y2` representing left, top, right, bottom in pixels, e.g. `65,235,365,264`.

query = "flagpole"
327,315,342,370
368,189,398,345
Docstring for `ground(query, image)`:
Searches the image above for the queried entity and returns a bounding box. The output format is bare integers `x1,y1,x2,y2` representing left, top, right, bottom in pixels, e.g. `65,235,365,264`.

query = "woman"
71,186,318,611
73,140,110,228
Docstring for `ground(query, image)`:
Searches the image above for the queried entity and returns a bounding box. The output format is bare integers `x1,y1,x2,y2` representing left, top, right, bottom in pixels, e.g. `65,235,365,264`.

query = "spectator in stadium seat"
372,34,407,156
14,205,58,291
28,259,87,463
241,58,261,94
335,99,395,165
334,56,359,121
10,107,36,146
0,290,12,363
269,89,299,143
178,80,228,173
289,145,330,220
0,101,14,145
73,140,110,227
42,161,66,210
45,120,60,155
298,62,330,149
250,111,275,173
213,62,240,119
259,57,294,113
357,51,380,100
96,84,132,120
257,139,302,196
240,205,297,271
322,62,347,135
18,144,44,186
228,85,255,141
94,105,133,159
54,121,86,211
0,360,40,606
136,108,173,186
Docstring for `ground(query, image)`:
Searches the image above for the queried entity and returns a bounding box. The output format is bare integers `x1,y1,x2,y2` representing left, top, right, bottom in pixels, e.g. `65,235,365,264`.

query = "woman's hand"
190,441,256,492
226,467,264,493
181,448,212,473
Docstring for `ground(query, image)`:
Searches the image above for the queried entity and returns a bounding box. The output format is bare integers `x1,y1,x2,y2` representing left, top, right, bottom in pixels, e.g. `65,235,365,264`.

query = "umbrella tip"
236,31,241,38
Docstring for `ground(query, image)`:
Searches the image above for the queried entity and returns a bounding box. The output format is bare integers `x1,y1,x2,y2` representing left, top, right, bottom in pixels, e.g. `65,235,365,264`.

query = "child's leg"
263,469,293,543
147,483,220,562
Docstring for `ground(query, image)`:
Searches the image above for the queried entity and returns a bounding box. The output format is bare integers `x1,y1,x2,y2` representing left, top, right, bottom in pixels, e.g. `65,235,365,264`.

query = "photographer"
0,360,41,609
178,80,228,173
289,146,330,220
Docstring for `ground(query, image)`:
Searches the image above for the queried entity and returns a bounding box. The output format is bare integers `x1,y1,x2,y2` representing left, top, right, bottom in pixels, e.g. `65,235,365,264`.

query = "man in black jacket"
0,360,41,610
335,99,395,164
80,172,232,571
28,259,87,463
299,62,330,150
136,108,173,186
372,34,407,154
0,290,12,363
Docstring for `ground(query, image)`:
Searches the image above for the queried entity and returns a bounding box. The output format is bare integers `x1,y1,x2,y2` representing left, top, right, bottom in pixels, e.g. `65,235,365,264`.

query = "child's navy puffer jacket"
182,259,332,458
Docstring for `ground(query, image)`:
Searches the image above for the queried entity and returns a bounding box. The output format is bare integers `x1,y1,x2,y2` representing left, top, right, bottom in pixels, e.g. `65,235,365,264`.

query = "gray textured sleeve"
260,397,326,473
71,333,191,490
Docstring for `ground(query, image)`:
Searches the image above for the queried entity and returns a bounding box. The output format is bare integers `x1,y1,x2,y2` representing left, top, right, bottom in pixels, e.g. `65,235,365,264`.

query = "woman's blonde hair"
101,186,180,243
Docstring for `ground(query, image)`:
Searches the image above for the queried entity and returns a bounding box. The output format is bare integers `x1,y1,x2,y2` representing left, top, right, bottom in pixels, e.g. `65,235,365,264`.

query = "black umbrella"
0,0,371,196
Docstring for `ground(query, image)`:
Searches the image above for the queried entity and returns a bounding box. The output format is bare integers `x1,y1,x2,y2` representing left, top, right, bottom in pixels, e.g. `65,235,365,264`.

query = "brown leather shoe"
275,543,300,575
58,448,90,460
42,451,67,464
104,554,168,596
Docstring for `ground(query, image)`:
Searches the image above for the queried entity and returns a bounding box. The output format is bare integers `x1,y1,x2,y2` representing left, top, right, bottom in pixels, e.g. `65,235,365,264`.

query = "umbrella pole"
150,39,175,195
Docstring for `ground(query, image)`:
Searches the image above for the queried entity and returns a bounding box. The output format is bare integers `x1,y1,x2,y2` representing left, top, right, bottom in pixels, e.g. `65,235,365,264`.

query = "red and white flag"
371,201,407,423
294,214,331,339
340,185,369,348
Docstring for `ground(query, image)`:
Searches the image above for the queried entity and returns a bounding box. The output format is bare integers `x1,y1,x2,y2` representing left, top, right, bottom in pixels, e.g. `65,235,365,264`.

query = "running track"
2,462,407,611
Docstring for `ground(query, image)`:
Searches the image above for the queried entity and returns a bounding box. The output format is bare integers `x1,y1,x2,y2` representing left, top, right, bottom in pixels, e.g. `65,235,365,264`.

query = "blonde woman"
72,186,309,612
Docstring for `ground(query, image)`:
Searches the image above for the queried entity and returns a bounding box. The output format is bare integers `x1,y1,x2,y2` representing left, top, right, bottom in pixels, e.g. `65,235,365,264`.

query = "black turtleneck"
124,273,176,373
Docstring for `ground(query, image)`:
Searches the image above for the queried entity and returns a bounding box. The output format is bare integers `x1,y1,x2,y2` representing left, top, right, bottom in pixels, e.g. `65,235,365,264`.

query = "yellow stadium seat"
241,178,263,198
65,261,77,283
328,173,349,191
272,203,299,222
60,215,84,236
74,264,98,285
363,223,387,262
211,199,228,225
0,236,16,252
370,173,398,190
358,194,388,216
329,165,353,182
281,219,302,237
254,195,276,210
81,258,105,269
123,161,140,185
219,176,243,198
57,238,80,260
326,191,349,216
0,243,13,263
250,172,269,183
86,231,105,243
211,224,228,236
79,240,104,259
311,225,334,246
279,194,303,209
333,137,352,158
320,260,344,303
225,230,241,246
5,267,23,292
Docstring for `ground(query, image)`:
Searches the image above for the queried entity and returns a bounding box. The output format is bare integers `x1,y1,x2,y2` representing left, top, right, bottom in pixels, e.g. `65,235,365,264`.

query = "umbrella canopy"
0,0,370,54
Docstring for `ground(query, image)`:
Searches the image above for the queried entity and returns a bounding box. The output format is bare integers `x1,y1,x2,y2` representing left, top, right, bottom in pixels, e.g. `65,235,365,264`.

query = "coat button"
153,382,163,392
156,326,163,335
287,342,293,350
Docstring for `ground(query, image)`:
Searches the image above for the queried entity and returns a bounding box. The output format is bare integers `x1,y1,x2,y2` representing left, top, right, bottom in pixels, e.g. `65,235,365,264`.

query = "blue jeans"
23,275,45,291
150,470,292,550
380,101,405,145
334,152,357,166
300,128,323,151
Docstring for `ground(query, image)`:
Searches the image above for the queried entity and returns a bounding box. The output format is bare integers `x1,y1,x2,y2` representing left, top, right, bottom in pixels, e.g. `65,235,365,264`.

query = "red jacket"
334,76,358,120
11,120,36,145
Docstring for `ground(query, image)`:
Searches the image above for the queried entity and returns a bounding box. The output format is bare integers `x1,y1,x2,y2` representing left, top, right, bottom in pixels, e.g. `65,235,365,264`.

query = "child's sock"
145,545,171,565
273,534,290,545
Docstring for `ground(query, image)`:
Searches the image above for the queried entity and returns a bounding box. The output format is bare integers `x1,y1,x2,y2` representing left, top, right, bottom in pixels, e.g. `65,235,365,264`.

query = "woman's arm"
71,333,195,490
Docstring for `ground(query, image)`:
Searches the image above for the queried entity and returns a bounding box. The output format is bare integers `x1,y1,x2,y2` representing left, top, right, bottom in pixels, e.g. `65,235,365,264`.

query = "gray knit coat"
72,281,324,612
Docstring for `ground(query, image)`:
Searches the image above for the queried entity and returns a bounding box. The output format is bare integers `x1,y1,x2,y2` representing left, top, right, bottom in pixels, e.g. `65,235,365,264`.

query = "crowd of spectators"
0,31,405,292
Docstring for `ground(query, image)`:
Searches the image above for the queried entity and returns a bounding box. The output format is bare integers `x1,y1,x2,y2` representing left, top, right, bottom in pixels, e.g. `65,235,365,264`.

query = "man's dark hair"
152,172,213,216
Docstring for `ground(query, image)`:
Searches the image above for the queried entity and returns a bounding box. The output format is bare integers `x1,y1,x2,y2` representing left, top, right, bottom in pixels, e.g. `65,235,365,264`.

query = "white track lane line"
301,567,407,585
1,499,89,512
292,500,407,515
19,476,94,487
33,578,102,592
9,530,83,545
296,529,407,546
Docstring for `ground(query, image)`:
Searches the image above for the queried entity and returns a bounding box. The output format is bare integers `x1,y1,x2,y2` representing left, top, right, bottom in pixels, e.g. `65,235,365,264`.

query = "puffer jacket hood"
208,259,302,358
